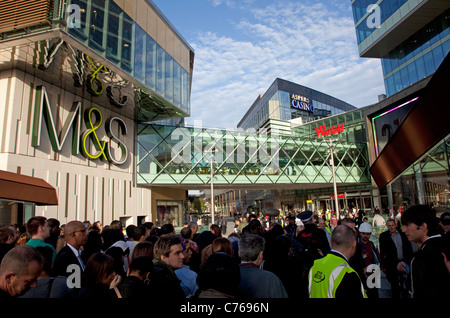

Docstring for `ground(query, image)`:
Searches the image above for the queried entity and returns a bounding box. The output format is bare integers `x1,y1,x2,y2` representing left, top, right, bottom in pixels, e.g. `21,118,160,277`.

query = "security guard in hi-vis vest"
309,225,367,298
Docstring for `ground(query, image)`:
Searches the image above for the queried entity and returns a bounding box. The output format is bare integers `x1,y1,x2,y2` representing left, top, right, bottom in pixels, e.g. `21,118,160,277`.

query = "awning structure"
0,170,58,206
370,52,450,189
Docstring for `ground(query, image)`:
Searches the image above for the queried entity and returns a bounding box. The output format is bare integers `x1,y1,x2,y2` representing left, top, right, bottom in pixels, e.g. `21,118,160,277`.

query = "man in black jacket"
379,218,414,298
51,221,88,278
401,205,447,298
149,234,185,299
296,211,330,269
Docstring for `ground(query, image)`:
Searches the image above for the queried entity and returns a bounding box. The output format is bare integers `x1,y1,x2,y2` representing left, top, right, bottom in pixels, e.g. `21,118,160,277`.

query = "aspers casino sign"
31,86,128,165
290,94,313,113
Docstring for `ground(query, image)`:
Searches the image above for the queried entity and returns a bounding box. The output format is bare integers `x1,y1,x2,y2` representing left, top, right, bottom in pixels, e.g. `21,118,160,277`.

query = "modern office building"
367,52,450,215
352,0,450,96
237,78,356,133
0,0,194,227
352,0,450,215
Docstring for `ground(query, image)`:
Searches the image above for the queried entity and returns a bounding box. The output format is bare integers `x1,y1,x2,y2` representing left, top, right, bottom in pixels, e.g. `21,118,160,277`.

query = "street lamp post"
205,148,217,225
326,139,340,220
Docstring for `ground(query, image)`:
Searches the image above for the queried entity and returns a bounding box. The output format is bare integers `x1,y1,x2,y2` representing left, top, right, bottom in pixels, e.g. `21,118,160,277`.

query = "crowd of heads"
0,203,448,299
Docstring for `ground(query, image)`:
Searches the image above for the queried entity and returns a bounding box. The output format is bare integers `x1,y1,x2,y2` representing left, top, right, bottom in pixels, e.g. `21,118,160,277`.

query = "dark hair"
401,204,440,236
131,241,154,261
129,256,153,275
198,252,240,296
154,234,181,259
101,228,125,250
132,226,147,241
160,223,175,235
211,237,233,257
126,225,137,238
339,217,356,225
210,224,222,237
105,246,126,277
26,216,47,236
82,253,115,287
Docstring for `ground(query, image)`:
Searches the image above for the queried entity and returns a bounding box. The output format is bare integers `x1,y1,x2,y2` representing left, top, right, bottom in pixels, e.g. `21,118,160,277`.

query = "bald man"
308,225,367,298
0,245,43,298
51,221,88,278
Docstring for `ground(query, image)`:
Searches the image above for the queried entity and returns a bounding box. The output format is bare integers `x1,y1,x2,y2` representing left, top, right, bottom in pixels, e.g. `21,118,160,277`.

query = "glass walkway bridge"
137,110,371,189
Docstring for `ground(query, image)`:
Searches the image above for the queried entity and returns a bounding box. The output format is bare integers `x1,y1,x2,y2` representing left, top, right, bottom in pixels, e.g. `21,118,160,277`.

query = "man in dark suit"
51,221,88,278
379,218,414,298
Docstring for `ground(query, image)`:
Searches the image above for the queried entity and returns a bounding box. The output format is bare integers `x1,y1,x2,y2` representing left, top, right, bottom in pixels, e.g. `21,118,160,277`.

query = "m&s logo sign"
31,86,128,165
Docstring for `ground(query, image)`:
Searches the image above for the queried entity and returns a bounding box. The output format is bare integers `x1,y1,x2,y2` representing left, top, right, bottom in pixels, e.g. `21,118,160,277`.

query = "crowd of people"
0,204,449,299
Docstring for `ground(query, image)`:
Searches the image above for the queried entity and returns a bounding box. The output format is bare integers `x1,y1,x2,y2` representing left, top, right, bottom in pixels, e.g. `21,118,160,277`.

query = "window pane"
156,46,165,95
106,0,121,63
146,35,157,90
89,0,106,51
134,25,146,82
121,13,133,73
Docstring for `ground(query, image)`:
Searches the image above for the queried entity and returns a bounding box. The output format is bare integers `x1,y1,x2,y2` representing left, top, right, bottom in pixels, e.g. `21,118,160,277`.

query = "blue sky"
152,0,386,130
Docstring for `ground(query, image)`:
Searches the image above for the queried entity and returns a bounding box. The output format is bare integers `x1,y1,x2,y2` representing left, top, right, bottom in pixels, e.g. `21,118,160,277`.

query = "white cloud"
187,1,385,129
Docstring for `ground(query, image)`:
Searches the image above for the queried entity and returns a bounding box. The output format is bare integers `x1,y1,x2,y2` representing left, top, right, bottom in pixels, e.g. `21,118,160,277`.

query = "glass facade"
352,0,450,97
65,0,191,115
293,108,367,144
137,121,371,187
382,9,450,96
238,78,355,131
388,133,450,213
353,0,409,45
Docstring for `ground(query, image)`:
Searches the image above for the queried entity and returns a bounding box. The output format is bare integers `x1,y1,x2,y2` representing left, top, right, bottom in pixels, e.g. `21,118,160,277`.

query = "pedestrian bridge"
136,117,371,190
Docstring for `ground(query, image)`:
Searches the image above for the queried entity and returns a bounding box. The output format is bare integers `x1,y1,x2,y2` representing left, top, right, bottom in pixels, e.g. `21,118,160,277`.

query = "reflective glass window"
156,46,165,96
121,13,133,73
406,62,418,84
146,35,157,90
134,25,146,82
165,55,174,103
432,45,445,70
173,62,181,107
415,57,426,79
423,51,435,76
106,0,121,64
89,0,106,51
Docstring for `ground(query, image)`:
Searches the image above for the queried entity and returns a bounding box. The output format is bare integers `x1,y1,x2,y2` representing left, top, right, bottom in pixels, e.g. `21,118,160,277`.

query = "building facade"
352,0,450,96
0,0,194,227
237,78,356,132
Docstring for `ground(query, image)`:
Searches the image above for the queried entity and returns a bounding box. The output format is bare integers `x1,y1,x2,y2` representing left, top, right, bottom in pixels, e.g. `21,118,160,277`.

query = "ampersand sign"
81,107,108,161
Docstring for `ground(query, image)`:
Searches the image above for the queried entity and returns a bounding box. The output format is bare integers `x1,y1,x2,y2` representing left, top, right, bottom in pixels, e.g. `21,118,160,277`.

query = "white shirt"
67,243,85,270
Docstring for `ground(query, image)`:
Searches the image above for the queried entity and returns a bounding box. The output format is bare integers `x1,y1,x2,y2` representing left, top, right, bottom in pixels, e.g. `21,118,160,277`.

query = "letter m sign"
32,86,82,155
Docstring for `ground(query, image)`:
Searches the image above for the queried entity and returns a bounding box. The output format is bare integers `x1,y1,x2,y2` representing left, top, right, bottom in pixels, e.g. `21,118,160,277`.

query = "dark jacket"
115,276,150,299
51,245,83,277
296,223,331,268
410,235,447,298
148,260,185,299
379,230,413,272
